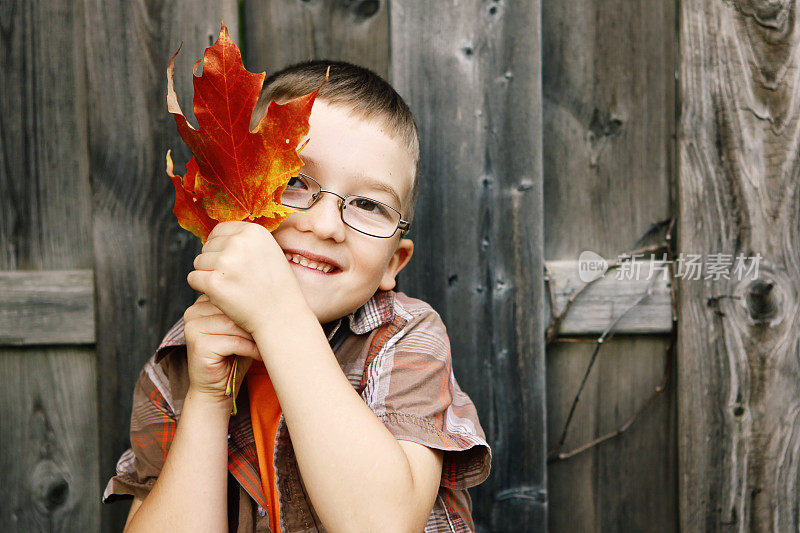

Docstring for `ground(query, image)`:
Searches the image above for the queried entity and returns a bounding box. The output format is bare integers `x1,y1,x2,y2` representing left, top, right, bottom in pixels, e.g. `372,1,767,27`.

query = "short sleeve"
362,309,492,490
102,355,179,503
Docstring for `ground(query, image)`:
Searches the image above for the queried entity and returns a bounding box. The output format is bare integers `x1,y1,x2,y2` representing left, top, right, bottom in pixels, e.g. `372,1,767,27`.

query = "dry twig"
546,217,676,463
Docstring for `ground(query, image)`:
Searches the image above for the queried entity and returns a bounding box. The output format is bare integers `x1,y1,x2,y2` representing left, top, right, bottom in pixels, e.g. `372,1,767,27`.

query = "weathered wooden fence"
542,0,678,530
677,1,800,529
2,1,545,531
3,0,798,532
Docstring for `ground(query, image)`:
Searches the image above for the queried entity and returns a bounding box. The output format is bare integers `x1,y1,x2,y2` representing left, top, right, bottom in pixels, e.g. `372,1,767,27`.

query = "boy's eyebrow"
301,157,403,211
350,173,403,211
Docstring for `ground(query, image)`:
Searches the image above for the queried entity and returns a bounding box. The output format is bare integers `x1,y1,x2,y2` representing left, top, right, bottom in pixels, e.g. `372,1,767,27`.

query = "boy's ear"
379,238,414,291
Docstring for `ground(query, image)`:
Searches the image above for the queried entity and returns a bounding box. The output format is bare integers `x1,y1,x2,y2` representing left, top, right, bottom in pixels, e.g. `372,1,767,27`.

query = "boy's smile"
271,101,415,325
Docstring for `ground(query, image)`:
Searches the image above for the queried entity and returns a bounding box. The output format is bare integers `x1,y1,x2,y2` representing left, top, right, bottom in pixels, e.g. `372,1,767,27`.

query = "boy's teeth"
284,252,335,273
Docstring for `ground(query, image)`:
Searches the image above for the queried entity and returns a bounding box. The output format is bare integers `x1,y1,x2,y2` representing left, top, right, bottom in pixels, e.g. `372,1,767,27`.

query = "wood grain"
81,3,239,531
391,1,546,530
542,0,678,529
0,1,99,530
546,259,672,336
0,270,95,345
243,0,390,79
0,349,99,531
678,0,800,529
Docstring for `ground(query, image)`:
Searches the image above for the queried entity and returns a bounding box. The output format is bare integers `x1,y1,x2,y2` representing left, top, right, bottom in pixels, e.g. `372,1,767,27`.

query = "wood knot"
588,108,624,166
355,0,380,19
745,279,777,323
731,263,791,329
589,108,623,143
30,461,70,512
44,479,70,510
743,0,791,30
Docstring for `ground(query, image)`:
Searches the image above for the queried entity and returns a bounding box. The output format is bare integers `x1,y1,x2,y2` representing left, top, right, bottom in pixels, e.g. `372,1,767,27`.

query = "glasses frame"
281,172,411,239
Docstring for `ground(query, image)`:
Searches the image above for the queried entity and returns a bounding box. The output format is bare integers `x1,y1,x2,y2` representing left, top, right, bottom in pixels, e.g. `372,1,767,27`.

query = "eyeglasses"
280,173,411,238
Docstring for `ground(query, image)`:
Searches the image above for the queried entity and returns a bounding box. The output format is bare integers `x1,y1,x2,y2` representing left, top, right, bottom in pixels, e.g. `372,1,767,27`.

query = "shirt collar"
316,289,397,340
155,290,397,362
347,289,397,334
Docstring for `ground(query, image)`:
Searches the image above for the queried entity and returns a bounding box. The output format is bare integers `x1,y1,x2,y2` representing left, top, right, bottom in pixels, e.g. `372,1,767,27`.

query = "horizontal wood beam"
0,263,671,346
0,270,95,345
545,260,673,336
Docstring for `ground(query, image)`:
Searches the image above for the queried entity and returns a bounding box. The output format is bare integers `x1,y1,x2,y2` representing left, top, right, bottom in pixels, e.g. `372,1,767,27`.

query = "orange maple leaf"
166,21,323,243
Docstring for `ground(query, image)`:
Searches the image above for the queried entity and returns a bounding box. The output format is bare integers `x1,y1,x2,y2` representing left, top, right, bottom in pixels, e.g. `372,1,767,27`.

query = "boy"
104,61,491,532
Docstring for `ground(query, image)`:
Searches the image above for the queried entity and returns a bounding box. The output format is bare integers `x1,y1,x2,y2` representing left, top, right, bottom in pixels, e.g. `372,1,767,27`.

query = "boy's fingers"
192,251,222,271
203,334,260,360
200,234,231,253
207,221,245,240
187,269,213,292
184,312,251,341
191,301,223,317
185,299,224,320
191,314,253,339
185,304,255,342
191,295,222,312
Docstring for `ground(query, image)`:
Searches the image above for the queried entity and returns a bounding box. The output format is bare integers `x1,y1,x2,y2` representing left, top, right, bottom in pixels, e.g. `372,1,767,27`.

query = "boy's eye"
350,197,386,214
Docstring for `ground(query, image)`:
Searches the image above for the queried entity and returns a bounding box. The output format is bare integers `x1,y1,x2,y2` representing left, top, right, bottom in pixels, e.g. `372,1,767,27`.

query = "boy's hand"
187,221,309,335
183,294,258,403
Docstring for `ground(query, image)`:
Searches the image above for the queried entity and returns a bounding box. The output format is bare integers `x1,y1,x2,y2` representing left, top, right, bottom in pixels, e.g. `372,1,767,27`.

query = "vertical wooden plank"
391,2,546,531
678,1,800,529
82,3,238,531
0,1,99,531
0,2,93,269
0,350,99,531
242,0,389,79
542,0,678,530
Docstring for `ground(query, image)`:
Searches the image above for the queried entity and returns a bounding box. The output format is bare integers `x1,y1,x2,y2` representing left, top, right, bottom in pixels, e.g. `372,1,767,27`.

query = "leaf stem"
225,356,239,415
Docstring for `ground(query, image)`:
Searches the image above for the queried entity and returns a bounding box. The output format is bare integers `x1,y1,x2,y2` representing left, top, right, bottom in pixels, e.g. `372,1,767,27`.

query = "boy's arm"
184,222,446,531
124,389,232,532
124,496,143,528
124,296,259,532
252,305,444,533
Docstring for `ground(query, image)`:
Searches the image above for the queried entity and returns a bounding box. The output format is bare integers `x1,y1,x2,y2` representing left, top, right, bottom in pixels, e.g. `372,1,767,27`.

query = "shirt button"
257,505,267,517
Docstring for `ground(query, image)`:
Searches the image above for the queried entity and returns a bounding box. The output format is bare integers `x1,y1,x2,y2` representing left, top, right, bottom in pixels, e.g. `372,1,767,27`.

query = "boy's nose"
301,192,346,240
311,190,344,210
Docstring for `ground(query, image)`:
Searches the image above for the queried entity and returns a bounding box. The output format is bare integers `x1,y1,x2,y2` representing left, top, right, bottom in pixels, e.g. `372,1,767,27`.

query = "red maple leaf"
166,21,323,243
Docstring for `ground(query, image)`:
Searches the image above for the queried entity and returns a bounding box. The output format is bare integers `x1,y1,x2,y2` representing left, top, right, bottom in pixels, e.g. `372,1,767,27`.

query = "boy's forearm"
253,307,420,533
126,390,230,532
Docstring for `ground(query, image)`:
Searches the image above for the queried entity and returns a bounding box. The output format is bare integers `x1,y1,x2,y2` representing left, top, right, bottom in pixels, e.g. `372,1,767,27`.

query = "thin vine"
546,217,676,463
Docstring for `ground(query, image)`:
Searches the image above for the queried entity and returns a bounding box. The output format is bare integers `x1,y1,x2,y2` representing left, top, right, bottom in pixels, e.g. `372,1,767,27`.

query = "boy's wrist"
251,300,318,346
185,386,235,417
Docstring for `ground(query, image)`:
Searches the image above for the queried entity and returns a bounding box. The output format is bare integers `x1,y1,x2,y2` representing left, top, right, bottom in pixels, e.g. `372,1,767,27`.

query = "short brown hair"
250,60,420,232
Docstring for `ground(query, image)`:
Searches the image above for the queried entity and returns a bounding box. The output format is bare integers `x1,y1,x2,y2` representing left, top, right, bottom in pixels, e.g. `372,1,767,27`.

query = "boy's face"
272,101,415,325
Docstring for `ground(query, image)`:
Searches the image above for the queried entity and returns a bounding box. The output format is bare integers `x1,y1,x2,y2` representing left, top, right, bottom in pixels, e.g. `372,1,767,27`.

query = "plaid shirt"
103,289,492,532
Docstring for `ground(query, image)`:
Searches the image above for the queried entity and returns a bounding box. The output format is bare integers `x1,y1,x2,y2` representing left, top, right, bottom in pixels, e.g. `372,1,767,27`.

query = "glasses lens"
343,196,400,237
281,174,319,208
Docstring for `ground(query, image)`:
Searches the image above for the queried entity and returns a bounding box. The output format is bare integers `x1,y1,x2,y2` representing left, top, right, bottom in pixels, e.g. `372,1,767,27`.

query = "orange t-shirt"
246,360,282,533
